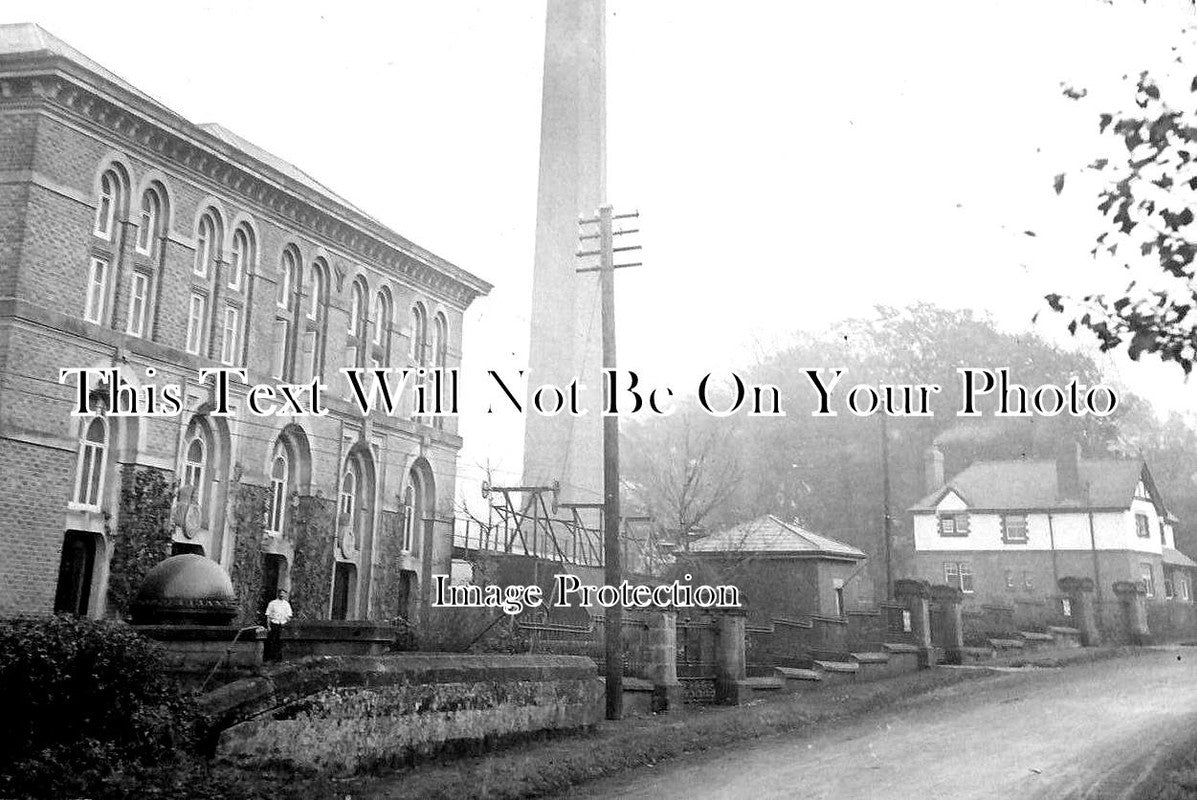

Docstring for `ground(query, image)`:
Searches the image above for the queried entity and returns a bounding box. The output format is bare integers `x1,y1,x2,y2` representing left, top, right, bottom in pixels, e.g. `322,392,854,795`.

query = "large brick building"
0,24,491,622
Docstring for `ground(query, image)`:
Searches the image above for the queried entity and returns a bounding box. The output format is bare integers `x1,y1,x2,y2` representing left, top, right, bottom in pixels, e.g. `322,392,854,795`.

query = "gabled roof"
689,515,865,560
910,459,1153,513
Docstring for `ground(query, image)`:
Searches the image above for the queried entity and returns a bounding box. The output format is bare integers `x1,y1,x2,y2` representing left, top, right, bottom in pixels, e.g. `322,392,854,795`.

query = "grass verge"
1129,731,1197,800
351,667,996,800
89,646,1141,800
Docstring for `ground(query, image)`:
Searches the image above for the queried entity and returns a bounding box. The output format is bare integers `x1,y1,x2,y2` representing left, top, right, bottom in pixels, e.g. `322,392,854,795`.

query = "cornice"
0,55,493,310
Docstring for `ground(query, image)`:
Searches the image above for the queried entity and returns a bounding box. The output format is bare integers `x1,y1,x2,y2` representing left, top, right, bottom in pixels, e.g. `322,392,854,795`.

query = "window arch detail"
94,166,128,239
73,417,107,508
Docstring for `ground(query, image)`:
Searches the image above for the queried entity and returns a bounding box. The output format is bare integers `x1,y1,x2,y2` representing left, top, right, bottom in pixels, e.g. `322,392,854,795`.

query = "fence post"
894,579,936,668
1112,580,1152,645
714,609,748,705
648,610,681,713
1057,576,1100,646
929,584,964,664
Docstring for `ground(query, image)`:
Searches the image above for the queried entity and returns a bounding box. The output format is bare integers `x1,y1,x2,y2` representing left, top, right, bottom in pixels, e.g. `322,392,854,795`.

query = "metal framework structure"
450,481,667,576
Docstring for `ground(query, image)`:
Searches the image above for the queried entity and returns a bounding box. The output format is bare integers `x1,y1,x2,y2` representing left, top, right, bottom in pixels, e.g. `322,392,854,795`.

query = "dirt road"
570,649,1197,800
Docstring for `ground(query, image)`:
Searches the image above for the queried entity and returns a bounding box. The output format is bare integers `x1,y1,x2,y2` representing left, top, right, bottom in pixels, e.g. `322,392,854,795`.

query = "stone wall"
202,653,602,773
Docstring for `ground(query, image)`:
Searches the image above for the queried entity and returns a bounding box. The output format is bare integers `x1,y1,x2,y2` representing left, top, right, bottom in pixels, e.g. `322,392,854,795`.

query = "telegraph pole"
578,204,640,720
881,410,893,600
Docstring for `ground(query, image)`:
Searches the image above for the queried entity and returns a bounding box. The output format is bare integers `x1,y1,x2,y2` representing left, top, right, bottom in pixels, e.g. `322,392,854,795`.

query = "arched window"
272,248,301,380
126,270,150,337
432,313,448,368
431,314,448,428
136,187,162,256
401,483,416,552
74,418,106,507
340,462,359,545
84,256,109,324
184,435,207,512
229,226,252,291
370,289,392,369
402,463,433,554
268,452,289,534
299,260,328,381
372,291,391,346
278,249,297,309
410,303,427,364
94,169,122,239
308,261,325,320
349,279,365,336
194,212,219,278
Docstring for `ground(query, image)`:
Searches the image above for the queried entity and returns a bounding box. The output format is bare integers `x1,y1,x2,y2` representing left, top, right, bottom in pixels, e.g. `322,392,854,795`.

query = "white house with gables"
908,443,1196,613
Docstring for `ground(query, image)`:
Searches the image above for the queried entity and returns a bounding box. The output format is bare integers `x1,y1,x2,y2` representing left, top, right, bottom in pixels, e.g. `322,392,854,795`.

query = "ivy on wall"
289,494,335,622
229,479,268,625
106,466,175,618
371,509,406,621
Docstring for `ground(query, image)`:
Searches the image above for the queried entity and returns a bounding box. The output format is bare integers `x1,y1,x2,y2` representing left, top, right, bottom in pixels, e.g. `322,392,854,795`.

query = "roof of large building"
0,23,491,298
198,122,375,222
910,459,1151,512
0,23,164,109
689,515,866,559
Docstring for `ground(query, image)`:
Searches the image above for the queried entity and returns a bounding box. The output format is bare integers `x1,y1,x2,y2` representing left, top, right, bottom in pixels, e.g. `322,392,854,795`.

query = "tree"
622,401,744,551
733,304,1118,594
1048,22,1197,372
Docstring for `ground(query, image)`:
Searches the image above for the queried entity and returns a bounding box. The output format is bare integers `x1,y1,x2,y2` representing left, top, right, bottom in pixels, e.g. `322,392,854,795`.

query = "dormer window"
938,513,969,537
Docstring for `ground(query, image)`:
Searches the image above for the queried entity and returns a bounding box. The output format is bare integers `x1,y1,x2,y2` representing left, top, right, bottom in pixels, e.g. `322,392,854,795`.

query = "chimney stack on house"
1056,440,1083,501
925,446,945,493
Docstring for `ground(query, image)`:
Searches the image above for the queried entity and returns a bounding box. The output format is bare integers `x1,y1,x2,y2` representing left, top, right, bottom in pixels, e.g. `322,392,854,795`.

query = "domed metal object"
131,554,238,625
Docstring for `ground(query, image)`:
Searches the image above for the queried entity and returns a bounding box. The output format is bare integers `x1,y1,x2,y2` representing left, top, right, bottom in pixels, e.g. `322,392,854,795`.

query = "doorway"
397,569,418,622
332,562,356,620
53,531,96,616
260,554,287,619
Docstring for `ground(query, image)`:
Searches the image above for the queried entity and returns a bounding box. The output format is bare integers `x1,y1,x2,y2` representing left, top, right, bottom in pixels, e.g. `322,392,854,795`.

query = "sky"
4,0,1197,515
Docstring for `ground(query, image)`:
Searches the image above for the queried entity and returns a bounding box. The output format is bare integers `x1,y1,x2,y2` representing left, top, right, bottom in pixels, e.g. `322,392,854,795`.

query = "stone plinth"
137,624,264,673
647,611,681,713
283,620,398,657
1113,580,1152,645
714,610,749,705
1058,576,1100,647
930,584,965,665
894,579,936,667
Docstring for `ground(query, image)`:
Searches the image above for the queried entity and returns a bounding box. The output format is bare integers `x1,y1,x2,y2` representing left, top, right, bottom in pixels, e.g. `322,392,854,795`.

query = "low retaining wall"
201,653,602,773
281,620,398,657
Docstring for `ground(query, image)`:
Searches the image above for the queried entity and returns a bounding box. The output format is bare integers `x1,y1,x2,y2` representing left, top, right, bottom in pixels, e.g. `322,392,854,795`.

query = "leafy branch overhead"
1050,48,1197,373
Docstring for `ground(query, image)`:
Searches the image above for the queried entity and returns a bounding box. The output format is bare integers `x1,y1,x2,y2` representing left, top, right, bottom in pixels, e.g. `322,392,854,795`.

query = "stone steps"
1018,631,1055,645
988,638,1025,650
811,659,860,686
744,675,785,693
775,666,822,691
1046,626,1083,648
959,646,996,664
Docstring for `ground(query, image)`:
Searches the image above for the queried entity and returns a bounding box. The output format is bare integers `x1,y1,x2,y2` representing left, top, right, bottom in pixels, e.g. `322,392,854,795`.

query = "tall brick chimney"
925,446,944,493
1056,440,1082,501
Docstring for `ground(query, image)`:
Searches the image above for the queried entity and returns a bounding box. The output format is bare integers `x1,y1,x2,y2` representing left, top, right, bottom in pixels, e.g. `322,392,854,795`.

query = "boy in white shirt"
264,589,293,662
